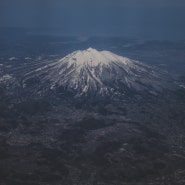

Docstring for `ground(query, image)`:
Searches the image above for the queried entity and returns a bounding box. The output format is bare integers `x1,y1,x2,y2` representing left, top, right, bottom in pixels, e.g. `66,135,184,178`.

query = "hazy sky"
0,0,185,40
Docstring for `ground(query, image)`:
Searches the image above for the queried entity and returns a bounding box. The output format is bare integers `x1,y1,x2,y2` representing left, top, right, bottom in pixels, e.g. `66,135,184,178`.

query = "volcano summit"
24,48,168,97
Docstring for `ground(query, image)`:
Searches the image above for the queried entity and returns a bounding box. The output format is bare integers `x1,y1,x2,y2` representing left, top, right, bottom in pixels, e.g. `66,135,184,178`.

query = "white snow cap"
59,47,132,67
24,47,167,96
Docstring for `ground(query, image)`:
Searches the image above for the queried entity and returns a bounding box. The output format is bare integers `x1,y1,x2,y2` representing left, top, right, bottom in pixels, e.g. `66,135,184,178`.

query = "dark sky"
0,0,185,40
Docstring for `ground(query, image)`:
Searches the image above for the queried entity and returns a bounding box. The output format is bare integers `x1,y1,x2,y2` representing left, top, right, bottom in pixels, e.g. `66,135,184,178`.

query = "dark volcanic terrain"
0,30,185,185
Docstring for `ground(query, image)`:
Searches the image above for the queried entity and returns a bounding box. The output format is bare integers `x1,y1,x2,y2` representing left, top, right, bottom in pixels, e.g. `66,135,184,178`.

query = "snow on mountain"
0,74,12,83
24,48,168,97
9,57,18,61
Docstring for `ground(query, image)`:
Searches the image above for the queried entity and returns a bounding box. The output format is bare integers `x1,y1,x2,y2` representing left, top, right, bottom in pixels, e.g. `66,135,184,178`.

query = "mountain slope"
23,48,169,97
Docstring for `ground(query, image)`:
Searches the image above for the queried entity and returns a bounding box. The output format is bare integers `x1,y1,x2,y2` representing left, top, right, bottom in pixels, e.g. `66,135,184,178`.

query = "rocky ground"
1,35,185,185
0,88,185,185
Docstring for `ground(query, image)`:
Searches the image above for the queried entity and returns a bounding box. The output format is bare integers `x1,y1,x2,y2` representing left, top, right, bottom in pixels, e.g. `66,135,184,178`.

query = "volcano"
24,48,168,97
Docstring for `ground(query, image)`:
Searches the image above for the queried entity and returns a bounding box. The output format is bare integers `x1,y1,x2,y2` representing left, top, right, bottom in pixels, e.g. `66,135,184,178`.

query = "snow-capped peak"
58,48,132,67
24,48,168,97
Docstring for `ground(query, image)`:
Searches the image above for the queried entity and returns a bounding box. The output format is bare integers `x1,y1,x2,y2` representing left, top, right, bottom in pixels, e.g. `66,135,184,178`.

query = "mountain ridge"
23,48,169,97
